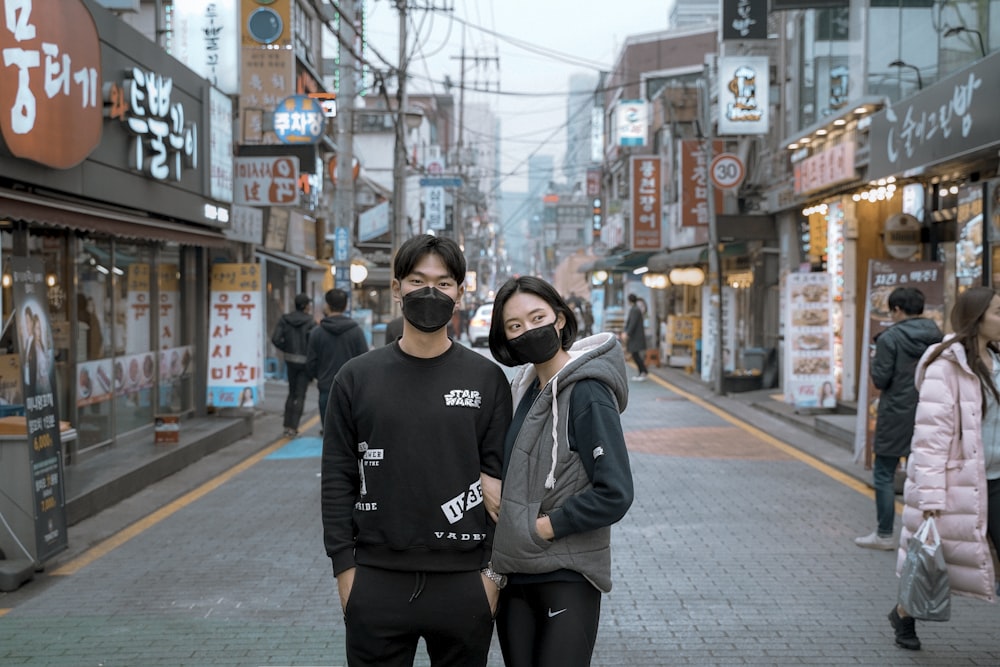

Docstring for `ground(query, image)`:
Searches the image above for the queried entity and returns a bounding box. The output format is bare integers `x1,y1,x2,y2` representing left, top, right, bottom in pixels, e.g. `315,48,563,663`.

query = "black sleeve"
549,379,634,538
321,372,361,575
271,318,286,350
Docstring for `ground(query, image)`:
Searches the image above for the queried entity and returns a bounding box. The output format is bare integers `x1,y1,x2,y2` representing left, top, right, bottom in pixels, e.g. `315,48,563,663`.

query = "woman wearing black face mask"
485,276,635,667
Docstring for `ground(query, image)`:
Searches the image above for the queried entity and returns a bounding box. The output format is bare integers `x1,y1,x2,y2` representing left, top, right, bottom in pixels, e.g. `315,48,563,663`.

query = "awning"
0,189,229,247
256,247,329,271
578,250,655,274
647,243,748,272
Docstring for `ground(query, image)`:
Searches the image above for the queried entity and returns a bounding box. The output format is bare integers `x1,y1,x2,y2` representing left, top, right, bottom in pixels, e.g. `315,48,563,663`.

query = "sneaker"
283,428,297,438
854,531,895,550
888,606,921,650
631,375,647,382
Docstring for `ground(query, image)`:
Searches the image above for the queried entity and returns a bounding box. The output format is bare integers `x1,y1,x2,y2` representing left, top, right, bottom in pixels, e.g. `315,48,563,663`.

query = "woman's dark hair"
923,286,1000,410
488,276,578,367
392,234,466,285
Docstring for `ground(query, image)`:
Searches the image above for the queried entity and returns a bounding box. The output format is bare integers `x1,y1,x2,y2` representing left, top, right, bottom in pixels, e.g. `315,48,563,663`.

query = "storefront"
0,0,230,460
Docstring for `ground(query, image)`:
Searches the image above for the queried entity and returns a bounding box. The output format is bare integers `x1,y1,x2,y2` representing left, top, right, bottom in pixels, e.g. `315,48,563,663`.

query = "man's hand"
336,567,356,612
481,473,502,522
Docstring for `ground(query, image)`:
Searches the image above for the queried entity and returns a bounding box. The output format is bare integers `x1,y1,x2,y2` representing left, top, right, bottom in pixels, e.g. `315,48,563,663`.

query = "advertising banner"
208,264,263,408
125,264,152,354
784,272,836,409
10,257,66,562
235,157,300,206
955,184,984,292
630,156,662,251
853,260,944,466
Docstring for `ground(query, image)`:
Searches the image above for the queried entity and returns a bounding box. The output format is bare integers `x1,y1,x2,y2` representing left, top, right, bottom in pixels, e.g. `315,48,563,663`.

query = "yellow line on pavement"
50,416,320,577
0,608,10,617
648,374,875,498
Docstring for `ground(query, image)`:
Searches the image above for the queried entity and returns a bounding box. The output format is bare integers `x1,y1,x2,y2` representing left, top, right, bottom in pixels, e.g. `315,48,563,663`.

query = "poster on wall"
125,264,151,354
158,264,180,350
852,260,944,467
207,264,263,407
10,257,67,562
783,272,835,409
955,184,984,292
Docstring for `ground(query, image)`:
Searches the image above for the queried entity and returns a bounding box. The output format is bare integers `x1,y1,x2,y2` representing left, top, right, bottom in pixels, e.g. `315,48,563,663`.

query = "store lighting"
1,274,10,288
349,262,369,284
668,267,705,286
46,273,57,287
833,119,847,126
632,266,649,275
591,270,609,286
949,185,959,194
642,273,670,289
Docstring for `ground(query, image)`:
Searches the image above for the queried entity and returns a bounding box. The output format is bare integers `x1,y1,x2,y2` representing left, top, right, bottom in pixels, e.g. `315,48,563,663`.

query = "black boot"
888,606,921,650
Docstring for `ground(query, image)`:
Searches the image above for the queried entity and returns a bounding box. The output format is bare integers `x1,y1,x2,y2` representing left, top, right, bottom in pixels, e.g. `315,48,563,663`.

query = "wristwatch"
481,563,507,589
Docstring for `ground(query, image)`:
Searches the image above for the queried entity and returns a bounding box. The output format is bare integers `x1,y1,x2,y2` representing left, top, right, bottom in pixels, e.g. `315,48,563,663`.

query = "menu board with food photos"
955,185,983,291
784,272,835,409
853,260,944,468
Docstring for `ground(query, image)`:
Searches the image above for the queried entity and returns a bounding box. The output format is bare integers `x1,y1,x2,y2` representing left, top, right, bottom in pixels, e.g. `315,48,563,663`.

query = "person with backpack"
271,293,316,438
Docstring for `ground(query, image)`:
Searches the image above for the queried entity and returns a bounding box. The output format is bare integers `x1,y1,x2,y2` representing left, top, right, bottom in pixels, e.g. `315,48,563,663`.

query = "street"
3,359,1000,666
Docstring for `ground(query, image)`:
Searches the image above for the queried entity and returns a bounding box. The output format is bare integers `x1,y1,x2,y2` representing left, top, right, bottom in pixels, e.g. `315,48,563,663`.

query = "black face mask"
401,286,456,333
508,323,563,365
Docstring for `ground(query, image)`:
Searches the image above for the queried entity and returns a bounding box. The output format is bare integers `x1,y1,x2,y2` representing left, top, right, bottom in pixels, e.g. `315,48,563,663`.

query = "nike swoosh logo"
547,608,567,618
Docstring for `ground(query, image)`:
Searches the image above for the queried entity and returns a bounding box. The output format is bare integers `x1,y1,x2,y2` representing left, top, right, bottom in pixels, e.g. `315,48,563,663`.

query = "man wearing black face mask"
321,234,513,667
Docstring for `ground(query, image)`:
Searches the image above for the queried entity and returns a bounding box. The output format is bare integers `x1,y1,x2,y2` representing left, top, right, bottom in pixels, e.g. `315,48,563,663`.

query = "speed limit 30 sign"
709,153,745,190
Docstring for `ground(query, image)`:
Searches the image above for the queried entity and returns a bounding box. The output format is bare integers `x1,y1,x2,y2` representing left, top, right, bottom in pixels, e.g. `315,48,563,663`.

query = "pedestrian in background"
306,289,368,429
856,287,942,550
889,286,999,651
271,293,316,438
383,315,404,345
486,276,634,667
321,235,512,667
622,292,648,381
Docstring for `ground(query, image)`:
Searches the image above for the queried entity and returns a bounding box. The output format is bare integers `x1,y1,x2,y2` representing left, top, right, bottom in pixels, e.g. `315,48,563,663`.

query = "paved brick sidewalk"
2,365,999,665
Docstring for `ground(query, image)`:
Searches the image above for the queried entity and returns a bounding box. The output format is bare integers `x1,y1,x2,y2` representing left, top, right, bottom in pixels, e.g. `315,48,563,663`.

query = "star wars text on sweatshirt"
443,389,482,408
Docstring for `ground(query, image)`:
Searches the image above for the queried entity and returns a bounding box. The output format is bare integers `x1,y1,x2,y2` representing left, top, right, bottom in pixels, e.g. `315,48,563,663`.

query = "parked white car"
468,303,494,347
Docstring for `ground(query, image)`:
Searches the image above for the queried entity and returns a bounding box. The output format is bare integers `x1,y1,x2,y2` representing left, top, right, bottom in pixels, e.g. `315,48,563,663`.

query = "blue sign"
274,95,325,145
419,177,463,188
334,227,349,262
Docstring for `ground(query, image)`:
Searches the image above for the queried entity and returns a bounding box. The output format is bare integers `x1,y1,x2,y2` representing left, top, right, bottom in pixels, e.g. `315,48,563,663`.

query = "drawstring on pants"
409,571,427,602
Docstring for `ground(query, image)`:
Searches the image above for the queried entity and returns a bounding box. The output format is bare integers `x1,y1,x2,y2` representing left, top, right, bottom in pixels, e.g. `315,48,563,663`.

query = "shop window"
114,243,155,438
158,245,193,415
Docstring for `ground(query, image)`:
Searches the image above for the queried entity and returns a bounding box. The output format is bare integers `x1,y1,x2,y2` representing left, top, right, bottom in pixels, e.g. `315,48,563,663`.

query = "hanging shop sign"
883,213,922,260
721,0,768,41
0,0,102,169
207,263,263,408
679,140,724,227
234,156,299,206
793,141,856,195
104,67,200,181
615,100,648,147
171,0,239,94
630,156,662,251
869,50,1000,179
717,56,770,136
273,95,325,145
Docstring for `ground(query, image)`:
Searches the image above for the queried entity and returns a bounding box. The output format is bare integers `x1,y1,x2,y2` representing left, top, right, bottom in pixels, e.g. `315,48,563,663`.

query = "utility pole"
699,64,724,395
391,0,410,259
335,0,358,301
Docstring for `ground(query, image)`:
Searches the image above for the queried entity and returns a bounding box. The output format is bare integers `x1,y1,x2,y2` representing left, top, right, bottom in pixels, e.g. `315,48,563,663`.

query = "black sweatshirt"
322,341,513,576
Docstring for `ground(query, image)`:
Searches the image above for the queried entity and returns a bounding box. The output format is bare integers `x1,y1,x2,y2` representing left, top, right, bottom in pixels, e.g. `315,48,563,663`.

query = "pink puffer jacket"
897,338,996,602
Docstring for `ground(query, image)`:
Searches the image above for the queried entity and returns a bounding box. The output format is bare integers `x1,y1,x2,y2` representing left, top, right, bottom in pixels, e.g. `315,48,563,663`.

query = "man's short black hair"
325,288,348,313
392,234,466,285
888,287,925,316
294,293,311,311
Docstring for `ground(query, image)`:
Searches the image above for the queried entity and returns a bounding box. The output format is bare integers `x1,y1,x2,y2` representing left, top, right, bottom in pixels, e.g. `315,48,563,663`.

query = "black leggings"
988,478,1000,557
496,580,602,667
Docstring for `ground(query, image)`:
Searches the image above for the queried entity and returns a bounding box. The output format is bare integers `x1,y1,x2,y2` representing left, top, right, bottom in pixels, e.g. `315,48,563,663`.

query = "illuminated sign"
273,95,325,144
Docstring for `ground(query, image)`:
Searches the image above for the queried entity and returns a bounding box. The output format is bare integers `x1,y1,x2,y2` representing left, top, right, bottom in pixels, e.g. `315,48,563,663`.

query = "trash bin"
743,347,767,373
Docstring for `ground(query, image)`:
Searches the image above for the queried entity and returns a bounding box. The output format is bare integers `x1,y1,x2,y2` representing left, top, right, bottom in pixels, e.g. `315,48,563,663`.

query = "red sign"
586,168,601,197
630,156,662,251
0,0,103,168
794,141,856,195
679,140,724,227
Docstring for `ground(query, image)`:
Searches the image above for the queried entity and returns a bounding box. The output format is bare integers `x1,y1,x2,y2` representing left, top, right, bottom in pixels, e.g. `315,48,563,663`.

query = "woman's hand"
481,572,501,614
481,473,501,522
922,509,941,519
535,514,554,541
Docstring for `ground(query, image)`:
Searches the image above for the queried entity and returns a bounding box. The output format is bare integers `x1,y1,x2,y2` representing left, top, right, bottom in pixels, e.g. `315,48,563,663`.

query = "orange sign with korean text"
679,140,724,227
0,0,103,168
630,156,662,251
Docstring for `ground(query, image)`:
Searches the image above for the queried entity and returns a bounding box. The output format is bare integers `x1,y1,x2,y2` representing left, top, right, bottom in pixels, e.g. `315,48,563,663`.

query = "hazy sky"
363,0,676,192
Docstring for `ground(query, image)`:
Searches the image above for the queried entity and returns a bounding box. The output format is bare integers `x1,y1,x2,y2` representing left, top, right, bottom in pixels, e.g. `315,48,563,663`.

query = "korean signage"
721,0,768,41
273,95,325,144
239,48,294,144
125,264,152,354
955,184,984,291
226,205,265,244
793,141,856,195
630,156,662,251
717,56,770,136
11,257,67,562
586,168,601,198
868,50,1000,178
209,87,234,203
359,201,390,242
783,272,836,410
615,100,648,147
171,0,239,94
0,0,102,169
424,186,445,231
679,139,724,227
208,263,262,408
104,67,200,181
853,261,944,467
234,156,299,206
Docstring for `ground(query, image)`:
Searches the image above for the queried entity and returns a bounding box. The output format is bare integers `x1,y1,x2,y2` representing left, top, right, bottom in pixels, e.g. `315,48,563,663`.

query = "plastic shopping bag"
897,517,951,621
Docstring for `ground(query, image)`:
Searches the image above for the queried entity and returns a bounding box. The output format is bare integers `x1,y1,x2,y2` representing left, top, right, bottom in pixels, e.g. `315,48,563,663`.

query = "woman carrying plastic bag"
890,287,1000,651
897,516,950,622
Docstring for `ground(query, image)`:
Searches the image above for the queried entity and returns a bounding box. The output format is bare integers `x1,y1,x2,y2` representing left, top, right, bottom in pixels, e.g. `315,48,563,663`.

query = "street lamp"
944,25,987,57
888,60,923,90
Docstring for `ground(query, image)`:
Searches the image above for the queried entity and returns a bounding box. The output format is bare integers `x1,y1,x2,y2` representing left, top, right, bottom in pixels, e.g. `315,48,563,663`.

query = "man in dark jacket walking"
272,294,316,438
855,286,942,550
306,289,368,428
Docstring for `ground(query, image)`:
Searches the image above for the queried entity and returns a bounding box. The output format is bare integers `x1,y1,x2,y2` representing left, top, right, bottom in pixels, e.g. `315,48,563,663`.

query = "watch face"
247,7,283,44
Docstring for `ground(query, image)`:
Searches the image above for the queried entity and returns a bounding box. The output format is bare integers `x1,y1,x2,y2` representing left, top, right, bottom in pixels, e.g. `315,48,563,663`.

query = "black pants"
282,362,309,430
343,565,494,667
497,581,601,667
630,350,648,375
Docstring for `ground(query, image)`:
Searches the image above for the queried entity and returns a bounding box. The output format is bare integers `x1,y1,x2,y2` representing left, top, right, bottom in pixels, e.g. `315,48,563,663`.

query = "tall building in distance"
670,0,720,29
564,73,599,193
